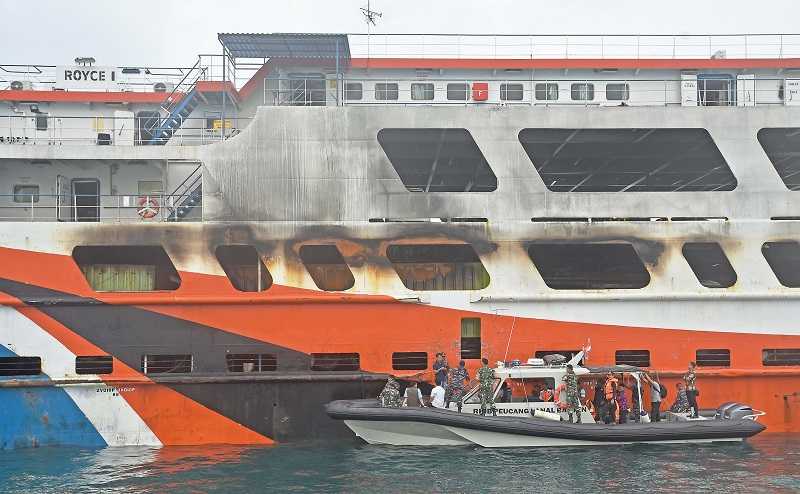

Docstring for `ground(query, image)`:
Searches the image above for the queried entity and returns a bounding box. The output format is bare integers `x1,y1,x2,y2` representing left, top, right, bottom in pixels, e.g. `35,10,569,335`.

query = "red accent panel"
0,90,182,104
195,81,240,104
350,57,800,70
472,82,489,101
238,61,274,101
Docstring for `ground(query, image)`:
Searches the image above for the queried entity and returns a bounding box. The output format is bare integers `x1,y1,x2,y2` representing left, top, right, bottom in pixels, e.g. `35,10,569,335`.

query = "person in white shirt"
430,383,446,408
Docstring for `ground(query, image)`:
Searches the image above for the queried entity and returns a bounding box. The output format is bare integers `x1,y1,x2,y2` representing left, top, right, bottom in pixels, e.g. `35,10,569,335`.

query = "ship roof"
218,33,351,61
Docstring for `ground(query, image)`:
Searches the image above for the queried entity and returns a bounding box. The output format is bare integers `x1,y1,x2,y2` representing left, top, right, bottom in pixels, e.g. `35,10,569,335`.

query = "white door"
681,74,698,106
737,74,756,106
785,79,800,106
113,110,135,146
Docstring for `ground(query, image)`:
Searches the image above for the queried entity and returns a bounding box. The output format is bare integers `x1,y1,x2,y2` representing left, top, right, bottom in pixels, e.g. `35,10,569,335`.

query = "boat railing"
0,193,201,222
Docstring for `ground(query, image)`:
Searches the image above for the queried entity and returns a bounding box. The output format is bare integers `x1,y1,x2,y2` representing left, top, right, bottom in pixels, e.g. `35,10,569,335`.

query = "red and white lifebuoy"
137,196,160,219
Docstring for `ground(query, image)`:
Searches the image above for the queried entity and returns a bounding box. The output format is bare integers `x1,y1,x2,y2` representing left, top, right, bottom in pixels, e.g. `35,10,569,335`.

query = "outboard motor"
715,402,757,420
542,354,567,366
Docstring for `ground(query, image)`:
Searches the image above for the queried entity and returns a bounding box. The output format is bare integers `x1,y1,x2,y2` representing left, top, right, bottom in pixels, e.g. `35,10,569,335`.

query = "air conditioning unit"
10,80,33,90
153,82,175,93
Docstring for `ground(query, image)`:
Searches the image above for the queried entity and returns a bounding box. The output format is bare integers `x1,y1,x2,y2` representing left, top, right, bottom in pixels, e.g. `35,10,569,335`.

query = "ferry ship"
1,32,800,448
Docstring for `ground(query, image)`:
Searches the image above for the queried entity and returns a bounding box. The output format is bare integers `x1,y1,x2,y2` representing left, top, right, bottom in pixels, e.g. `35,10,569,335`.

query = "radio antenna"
360,1,382,64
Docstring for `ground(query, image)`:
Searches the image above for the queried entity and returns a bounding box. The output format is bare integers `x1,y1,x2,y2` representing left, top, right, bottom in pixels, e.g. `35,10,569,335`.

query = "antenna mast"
360,0,382,61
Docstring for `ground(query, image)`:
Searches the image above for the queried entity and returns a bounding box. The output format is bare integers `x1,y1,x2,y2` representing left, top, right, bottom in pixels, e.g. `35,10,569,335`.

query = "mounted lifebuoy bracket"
137,196,160,219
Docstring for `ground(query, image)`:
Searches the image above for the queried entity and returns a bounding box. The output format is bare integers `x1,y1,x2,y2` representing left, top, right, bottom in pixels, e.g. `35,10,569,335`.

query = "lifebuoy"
137,196,160,219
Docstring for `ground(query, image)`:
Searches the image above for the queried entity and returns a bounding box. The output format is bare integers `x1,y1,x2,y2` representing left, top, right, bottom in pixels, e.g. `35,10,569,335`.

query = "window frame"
374,82,399,101
446,82,469,101
461,317,482,360
605,82,630,101
13,184,40,203
570,82,595,101
391,352,428,370
535,83,559,101
615,349,651,367
681,242,738,288
344,82,363,101
696,349,731,367
75,355,114,375
410,82,435,101
500,83,525,101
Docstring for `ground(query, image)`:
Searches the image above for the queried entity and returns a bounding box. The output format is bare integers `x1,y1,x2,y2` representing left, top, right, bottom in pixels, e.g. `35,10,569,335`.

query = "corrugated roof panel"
218,33,351,61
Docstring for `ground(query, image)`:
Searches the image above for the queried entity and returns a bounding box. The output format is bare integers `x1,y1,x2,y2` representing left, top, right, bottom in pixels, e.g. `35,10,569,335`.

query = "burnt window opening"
757,128,800,190
311,353,360,371
141,354,192,374
682,242,737,288
374,83,399,101
75,356,113,375
226,353,277,372
528,243,650,290
387,244,490,291
215,245,272,292
446,83,468,101
298,244,355,292
72,246,181,292
500,83,524,101
0,356,42,376
518,128,737,192
615,350,650,367
762,241,800,287
461,318,481,360
392,352,428,370
763,348,800,366
377,128,498,192
696,349,731,367
411,83,435,101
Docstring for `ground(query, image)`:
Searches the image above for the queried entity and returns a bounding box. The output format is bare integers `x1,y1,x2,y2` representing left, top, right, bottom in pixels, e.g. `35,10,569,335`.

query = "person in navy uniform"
445,360,470,413
477,357,497,417
563,364,581,423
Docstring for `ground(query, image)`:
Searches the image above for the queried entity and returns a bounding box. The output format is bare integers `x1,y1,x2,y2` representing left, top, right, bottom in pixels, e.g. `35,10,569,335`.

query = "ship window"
411,83,434,101
141,354,192,374
518,128,737,192
72,246,181,291
615,350,650,367
311,353,360,371
528,243,650,289
215,245,272,292
535,83,559,101
377,128,497,192
299,244,355,291
762,348,800,366
35,115,48,131
137,180,163,196
605,83,630,101
500,83,524,101
344,82,363,101
75,356,113,375
375,83,399,101
696,349,731,367
392,352,428,370
461,318,481,360
757,128,800,190
387,244,490,291
571,83,594,101
762,241,800,287
0,357,41,376
682,242,737,288
13,184,39,203
226,353,277,372
447,83,468,101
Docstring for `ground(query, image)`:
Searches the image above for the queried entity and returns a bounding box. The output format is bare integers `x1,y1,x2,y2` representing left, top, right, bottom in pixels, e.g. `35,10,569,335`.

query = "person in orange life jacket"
684,361,700,418
603,373,620,424
539,386,554,402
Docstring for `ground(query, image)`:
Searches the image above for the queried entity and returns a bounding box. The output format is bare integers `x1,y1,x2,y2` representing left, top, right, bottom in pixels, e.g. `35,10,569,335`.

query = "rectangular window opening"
528,243,650,289
0,356,42,376
392,352,428,370
311,353,360,371
141,354,192,374
500,83,524,101
215,245,272,292
461,318,481,360
605,83,630,101
762,241,800,287
571,83,595,101
411,83,435,101
446,83,468,101
387,244,490,291
763,348,800,366
225,353,277,372
758,129,800,190
298,244,355,291
13,184,39,203
535,83,559,101
374,83,399,101
696,349,731,367
75,356,114,375
615,350,650,367
35,114,48,131
344,82,363,101
682,242,737,288
72,245,181,292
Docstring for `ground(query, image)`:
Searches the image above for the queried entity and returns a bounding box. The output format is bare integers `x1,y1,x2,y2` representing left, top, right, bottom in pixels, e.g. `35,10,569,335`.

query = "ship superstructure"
1,33,800,448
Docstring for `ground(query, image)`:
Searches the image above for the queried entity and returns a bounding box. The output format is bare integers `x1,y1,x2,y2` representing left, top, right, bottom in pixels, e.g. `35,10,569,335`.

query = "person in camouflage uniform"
378,376,401,408
445,360,469,413
477,357,497,417
562,364,581,423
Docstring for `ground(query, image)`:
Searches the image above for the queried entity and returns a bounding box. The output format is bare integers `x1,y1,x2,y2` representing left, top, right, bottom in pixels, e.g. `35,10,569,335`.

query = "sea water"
0,435,798,493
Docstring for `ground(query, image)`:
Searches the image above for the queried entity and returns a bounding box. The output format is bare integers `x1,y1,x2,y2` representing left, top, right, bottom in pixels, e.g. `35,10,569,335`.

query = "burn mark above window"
387,244,490,291
377,128,497,192
682,242,737,288
528,243,650,289
299,244,355,292
72,245,181,292
762,241,800,287
519,128,737,192
215,245,272,292
757,128,800,190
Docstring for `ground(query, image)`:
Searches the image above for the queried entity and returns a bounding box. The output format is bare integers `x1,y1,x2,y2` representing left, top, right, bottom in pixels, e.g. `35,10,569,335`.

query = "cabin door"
56,175,72,222
71,179,100,222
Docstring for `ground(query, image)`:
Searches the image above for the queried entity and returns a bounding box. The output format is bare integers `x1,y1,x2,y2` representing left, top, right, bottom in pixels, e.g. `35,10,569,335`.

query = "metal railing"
0,194,201,222
0,115,248,146
347,34,800,60
265,77,790,107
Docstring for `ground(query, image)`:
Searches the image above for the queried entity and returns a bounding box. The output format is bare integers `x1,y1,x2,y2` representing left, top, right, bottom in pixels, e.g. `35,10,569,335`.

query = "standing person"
615,378,629,425
433,352,449,388
603,373,619,424
671,382,690,413
684,361,699,418
378,376,401,408
430,381,446,408
642,373,663,422
628,377,641,423
563,364,582,424
477,357,497,417
403,381,424,407
445,360,469,413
